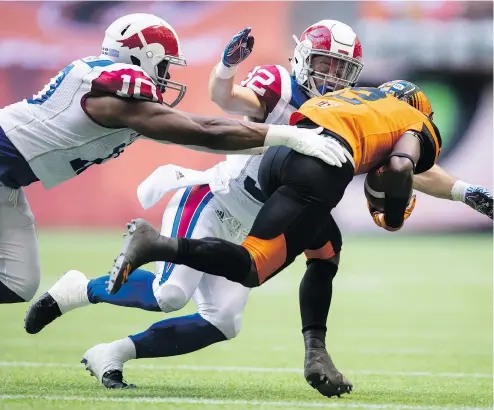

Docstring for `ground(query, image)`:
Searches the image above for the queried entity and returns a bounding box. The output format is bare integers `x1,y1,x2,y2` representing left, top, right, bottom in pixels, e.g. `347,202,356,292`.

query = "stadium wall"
0,1,491,232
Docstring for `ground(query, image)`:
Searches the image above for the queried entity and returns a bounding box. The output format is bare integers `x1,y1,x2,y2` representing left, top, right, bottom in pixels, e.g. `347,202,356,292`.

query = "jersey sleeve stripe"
265,66,293,124
83,59,114,69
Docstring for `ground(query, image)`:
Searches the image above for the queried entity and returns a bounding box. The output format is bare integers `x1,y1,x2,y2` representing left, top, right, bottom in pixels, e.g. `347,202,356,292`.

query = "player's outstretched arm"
209,27,265,119
413,164,455,199
209,67,265,118
413,165,493,219
85,96,348,165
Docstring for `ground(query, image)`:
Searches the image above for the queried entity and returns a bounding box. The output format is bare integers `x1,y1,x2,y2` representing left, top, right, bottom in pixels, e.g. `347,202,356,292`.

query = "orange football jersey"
290,87,441,174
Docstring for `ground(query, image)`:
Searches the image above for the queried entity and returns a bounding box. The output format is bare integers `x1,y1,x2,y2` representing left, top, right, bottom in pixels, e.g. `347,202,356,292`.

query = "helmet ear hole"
130,56,141,67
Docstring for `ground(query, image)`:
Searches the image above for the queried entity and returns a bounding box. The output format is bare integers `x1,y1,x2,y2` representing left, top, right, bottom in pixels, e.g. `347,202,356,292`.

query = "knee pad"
324,252,340,268
199,307,243,340
155,283,188,313
21,279,40,302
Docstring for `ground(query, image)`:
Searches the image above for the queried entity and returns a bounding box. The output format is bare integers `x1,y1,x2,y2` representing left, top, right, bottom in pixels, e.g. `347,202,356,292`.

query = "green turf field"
0,231,492,410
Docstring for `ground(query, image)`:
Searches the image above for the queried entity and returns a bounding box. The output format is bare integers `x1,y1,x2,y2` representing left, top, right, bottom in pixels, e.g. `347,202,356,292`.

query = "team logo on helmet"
117,25,179,56
378,80,433,119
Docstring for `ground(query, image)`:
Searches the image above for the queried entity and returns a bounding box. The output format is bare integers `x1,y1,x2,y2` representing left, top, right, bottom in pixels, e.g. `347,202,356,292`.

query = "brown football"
364,167,387,212
365,166,413,212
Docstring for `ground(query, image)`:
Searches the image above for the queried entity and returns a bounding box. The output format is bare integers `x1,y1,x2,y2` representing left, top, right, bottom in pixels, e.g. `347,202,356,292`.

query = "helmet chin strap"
318,84,333,94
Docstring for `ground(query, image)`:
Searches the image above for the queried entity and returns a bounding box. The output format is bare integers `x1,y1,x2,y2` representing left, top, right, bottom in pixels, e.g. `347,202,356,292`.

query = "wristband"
451,180,469,202
215,61,238,79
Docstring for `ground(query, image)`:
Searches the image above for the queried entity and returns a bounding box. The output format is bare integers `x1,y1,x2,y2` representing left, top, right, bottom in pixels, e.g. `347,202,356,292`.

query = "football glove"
222,27,255,67
266,125,347,167
464,185,493,220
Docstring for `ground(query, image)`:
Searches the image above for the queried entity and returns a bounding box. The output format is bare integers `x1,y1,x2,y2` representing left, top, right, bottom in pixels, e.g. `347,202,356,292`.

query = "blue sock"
87,269,160,312
130,313,227,358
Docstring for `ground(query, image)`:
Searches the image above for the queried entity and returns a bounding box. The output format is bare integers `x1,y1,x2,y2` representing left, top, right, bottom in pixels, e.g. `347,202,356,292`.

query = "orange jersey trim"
242,234,287,285
304,241,336,260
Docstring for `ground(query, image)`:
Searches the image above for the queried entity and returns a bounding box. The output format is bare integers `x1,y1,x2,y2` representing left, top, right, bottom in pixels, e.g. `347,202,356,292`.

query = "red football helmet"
101,13,187,107
291,20,363,97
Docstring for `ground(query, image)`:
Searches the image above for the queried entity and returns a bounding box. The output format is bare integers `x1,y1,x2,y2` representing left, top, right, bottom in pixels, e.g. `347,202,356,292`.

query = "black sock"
175,237,254,284
141,236,180,264
299,259,338,345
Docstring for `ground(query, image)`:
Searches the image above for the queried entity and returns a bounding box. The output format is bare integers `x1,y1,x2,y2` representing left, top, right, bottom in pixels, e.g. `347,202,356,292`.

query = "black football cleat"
24,292,62,334
107,218,164,295
102,370,136,389
81,357,136,389
304,347,353,398
107,219,178,294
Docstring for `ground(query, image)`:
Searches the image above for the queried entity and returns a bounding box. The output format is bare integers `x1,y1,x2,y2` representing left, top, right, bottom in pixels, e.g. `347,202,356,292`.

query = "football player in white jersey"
26,20,492,395
25,20,363,396
0,14,350,304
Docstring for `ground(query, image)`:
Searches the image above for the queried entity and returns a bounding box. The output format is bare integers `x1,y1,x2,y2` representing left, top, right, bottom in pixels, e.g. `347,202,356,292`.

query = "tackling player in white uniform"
26,20,493,395
0,14,350,304
25,20,363,395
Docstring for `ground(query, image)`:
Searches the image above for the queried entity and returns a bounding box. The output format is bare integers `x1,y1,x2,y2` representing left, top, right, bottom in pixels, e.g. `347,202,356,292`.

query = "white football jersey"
0,56,163,189
209,64,309,227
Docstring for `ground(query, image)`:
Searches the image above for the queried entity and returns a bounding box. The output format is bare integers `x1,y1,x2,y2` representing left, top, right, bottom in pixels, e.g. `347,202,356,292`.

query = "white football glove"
265,125,348,167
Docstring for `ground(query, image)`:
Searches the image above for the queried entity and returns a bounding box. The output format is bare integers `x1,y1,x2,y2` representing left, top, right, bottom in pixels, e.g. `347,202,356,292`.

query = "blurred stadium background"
0,2,492,409
0,0,492,231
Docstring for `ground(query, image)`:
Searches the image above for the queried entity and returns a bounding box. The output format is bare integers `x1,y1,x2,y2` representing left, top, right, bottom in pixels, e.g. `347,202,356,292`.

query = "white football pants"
154,185,251,340
0,183,40,301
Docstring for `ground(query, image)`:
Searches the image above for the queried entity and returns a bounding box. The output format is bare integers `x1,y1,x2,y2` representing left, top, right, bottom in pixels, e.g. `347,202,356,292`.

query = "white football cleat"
81,341,136,389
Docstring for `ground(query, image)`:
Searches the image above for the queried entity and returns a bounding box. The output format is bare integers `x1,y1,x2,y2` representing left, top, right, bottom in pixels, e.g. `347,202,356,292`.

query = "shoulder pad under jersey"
88,61,163,104
240,65,293,119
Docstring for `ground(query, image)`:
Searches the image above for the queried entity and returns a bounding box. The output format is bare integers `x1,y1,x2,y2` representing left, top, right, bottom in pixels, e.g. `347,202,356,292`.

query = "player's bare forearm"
382,132,421,227
413,164,493,219
208,65,235,107
97,97,270,151
139,106,269,150
384,132,420,199
87,95,344,161
209,66,265,119
384,157,414,199
182,115,269,151
413,165,456,199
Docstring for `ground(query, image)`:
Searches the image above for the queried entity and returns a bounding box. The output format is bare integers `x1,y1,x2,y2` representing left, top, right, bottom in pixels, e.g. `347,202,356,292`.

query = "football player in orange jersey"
376,81,492,223
106,80,442,398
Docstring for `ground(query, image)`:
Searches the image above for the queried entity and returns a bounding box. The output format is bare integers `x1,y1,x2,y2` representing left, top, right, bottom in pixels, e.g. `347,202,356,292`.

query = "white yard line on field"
0,394,491,410
0,361,491,379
